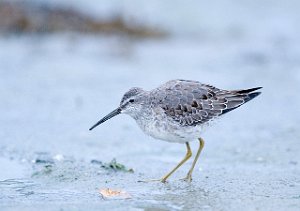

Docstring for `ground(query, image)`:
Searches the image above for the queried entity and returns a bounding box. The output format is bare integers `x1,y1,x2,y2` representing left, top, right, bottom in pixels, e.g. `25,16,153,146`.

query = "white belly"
136,116,204,143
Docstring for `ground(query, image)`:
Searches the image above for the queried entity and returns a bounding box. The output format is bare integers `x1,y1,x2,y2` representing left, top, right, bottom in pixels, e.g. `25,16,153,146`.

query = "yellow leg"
182,138,205,182
139,142,192,183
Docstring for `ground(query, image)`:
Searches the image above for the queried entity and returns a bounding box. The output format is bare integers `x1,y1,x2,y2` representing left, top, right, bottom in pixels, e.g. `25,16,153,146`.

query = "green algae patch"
91,158,134,173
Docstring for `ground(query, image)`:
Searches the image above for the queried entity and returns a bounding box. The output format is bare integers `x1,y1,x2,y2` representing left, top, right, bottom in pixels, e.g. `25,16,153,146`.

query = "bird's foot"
180,174,193,182
138,178,168,183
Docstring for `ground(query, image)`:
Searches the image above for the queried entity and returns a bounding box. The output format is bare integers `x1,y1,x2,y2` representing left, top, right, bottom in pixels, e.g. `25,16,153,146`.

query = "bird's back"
150,79,261,127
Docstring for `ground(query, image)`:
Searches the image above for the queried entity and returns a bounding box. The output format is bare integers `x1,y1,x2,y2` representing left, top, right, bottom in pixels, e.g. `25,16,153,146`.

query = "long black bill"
89,107,121,131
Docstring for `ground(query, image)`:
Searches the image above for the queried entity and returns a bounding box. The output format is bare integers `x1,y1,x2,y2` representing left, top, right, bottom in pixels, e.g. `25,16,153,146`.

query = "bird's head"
89,87,146,130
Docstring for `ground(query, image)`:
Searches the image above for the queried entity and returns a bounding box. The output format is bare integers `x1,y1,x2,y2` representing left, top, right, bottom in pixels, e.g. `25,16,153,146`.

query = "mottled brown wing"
153,79,261,126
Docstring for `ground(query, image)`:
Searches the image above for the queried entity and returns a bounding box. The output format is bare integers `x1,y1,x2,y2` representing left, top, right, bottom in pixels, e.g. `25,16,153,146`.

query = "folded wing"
155,79,261,126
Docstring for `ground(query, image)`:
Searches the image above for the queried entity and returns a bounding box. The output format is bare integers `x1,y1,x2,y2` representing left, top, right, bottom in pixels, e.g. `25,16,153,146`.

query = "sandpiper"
90,79,261,182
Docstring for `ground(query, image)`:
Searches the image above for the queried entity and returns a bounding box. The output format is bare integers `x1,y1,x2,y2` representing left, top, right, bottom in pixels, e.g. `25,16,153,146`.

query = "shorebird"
89,79,261,183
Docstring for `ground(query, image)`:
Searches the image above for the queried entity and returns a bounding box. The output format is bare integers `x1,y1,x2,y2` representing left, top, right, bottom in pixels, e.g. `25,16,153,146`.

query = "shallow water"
1,0,300,210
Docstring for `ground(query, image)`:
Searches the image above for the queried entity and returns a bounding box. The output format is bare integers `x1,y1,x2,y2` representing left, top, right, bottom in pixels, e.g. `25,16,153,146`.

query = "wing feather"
151,80,261,126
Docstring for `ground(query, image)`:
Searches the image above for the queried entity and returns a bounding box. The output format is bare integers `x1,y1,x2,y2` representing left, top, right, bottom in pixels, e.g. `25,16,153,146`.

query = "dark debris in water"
34,159,54,164
31,164,53,177
91,158,134,173
30,156,133,183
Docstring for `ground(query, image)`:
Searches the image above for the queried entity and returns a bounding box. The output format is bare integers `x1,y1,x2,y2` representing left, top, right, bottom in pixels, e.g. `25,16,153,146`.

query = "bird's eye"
129,99,135,103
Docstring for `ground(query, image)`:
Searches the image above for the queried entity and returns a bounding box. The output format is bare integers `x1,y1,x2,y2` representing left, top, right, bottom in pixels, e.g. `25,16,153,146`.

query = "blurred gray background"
0,0,299,210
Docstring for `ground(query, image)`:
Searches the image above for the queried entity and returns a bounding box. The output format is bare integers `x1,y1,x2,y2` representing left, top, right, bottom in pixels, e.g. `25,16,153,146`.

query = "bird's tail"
234,87,262,103
221,87,262,115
